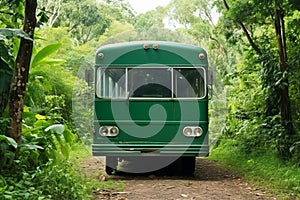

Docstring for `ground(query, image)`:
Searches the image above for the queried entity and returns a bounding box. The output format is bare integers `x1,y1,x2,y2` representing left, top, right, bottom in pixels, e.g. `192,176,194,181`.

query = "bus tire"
176,156,195,176
106,156,118,175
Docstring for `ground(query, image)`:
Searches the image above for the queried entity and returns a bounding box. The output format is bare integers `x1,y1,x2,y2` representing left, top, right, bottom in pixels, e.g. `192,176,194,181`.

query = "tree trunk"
6,0,37,143
274,5,295,159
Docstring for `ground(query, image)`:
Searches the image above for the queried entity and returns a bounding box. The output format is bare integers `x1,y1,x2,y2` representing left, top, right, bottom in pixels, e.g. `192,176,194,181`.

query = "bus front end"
92,41,209,174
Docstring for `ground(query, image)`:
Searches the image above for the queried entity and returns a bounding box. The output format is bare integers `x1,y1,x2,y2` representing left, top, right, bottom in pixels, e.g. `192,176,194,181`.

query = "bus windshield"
96,67,206,99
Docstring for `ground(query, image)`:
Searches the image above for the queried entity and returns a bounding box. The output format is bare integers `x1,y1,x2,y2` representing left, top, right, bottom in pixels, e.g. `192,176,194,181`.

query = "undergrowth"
69,143,126,194
0,142,125,200
210,139,300,199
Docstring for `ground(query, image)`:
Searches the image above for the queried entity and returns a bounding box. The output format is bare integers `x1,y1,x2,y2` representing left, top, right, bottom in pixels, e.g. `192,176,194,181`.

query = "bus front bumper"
92,144,209,157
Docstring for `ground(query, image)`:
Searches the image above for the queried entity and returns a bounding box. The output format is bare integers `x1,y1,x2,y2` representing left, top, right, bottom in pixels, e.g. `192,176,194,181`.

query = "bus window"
128,68,172,98
96,68,126,98
96,67,206,99
174,68,206,98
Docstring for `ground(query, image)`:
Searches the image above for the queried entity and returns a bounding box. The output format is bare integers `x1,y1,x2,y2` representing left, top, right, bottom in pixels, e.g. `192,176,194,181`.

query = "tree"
0,0,24,118
103,0,136,24
6,0,37,143
169,0,215,27
49,0,135,45
167,0,227,69
134,6,167,30
220,0,298,158
36,0,61,27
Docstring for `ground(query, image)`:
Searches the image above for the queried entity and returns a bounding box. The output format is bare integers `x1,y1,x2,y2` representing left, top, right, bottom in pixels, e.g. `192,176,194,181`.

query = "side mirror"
85,68,94,86
207,70,216,100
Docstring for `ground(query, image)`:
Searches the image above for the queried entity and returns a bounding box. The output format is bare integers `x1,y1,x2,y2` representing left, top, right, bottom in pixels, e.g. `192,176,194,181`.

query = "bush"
1,159,91,200
34,159,90,200
0,108,90,199
210,139,300,199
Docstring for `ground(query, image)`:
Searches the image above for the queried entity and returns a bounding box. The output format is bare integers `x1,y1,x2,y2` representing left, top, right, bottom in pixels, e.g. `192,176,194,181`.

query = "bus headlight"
110,126,119,135
99,126,108,136
183,126,203,137
193,127,203,137
183,127,193,136
99,126,119,137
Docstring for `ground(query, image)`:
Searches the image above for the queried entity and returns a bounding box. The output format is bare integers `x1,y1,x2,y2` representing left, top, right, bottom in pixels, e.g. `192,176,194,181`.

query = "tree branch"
223,0,262,55
209,36,227,56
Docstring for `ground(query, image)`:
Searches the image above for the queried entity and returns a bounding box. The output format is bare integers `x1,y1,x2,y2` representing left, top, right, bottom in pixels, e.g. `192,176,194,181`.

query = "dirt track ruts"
82,157,276,200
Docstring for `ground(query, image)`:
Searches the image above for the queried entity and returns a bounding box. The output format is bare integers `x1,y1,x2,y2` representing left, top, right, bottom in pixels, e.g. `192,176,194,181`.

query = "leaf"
0,43,14,65
35,114,46,120
0,135,18,148
42,59,66,65
0,64,12,92
0,175,7,189
61,143,71,159
290,141,300,152
45,124,65,134
31,43,62,68
0,28,32,40
63,128,75,143
19,143,44,150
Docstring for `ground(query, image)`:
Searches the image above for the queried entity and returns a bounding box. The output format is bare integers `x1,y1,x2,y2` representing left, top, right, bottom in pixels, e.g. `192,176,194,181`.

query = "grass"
209,139,300,200
69,142,126,198
69,142,92,163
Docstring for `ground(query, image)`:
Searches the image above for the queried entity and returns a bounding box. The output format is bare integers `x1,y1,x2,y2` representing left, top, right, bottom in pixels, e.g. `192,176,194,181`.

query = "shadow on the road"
108,158,240,182
194,158,240,181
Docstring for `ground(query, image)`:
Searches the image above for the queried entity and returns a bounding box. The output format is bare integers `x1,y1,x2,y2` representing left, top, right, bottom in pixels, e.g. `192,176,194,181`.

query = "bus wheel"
184,156,196,175
106,156,118,175
176,157,195,176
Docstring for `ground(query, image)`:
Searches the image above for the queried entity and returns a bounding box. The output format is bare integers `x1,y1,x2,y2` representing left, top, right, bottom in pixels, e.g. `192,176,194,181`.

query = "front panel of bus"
92,42,209,157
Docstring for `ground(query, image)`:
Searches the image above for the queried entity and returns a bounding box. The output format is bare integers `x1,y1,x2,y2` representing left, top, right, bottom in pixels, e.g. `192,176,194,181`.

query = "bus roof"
95,41,208,67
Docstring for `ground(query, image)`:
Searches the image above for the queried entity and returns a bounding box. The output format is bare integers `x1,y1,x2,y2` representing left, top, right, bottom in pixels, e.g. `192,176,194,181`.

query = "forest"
0,0,300,199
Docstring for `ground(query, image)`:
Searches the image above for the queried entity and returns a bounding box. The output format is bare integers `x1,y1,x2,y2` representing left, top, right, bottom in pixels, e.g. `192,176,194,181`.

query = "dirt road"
82,157,276,200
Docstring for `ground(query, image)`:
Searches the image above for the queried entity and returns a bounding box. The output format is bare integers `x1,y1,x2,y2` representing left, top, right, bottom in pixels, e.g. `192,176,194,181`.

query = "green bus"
92,41,209,175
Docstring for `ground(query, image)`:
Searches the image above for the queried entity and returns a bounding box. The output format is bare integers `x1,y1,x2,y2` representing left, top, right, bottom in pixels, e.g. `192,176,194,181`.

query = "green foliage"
2,23,93,120
290,140,300,165
213,0,300,160
134,7,167,30
1,160,92,200
0,6,29,96
0,135,17,148
26,64,77,128
0,28,32,41
103,0,136,24
33,160,90,200
72,80,94,144
0,28,29,116
69,143,126,191
2,108,74,174
0,135,17,171
52,0,112,44
0,0,134,199
287,11,300,132
33,27,94,79
0,108,87,199
210,140,300,198
37,0,136,44
0,0,24,28
30,43,65,68
0,2,27,117
22,107,76,160
99,26,197,46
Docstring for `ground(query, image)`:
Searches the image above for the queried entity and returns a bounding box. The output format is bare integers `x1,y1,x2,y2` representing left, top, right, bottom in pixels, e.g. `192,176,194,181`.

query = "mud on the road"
82,157,276,200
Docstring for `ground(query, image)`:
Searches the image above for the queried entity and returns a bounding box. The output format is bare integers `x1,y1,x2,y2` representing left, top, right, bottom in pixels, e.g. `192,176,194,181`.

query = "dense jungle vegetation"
0,0,299,199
